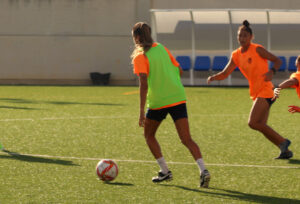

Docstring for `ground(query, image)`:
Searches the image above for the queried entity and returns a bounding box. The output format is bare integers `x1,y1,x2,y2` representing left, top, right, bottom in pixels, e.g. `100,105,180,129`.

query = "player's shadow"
0,98,125,106
0,150,79,166
288,159,300,165
0,105,41,110
104,182,134,186
160,184,300,203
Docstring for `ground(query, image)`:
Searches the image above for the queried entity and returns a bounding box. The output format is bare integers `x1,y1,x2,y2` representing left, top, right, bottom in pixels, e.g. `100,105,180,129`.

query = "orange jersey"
133,43,179,76
290,71,300,98
232,43,274,100
132,42,185,109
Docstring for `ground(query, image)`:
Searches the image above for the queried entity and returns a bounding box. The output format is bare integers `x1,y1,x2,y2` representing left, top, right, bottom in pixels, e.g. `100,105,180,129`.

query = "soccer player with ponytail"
207,20,293,159
131,22,210,187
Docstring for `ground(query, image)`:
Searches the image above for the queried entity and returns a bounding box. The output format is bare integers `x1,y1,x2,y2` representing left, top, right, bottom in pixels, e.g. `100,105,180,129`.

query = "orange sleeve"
163,46,180,67
290,71,300,98
133,53,149,76
231,50,239,67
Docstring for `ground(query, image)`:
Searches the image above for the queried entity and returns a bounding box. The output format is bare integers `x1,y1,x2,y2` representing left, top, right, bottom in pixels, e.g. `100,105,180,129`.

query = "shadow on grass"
0,98,124,106
289,159,300,165
103,182,134,186
0,105,41,110
160,184,300,203
0,150,79,166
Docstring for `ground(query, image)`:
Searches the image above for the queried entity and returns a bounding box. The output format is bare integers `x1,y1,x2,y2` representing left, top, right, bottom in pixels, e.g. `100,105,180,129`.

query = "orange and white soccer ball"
96,159,118,181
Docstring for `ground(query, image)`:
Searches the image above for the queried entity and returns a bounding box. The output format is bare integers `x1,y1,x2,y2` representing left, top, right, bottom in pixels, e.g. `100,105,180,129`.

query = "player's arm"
278,78,299,89
273,78,299,100
138,73,148,127
207,57,236,84
256,46,282,81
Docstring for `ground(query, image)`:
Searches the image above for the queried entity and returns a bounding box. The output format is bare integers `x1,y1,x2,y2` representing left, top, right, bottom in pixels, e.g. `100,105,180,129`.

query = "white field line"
1,151,299,169
0,116,134,122
0,113,255,122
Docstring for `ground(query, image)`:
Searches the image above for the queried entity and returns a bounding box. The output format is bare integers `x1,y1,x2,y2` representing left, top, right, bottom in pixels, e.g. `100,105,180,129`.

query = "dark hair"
238,20,253,35
131,22,153,60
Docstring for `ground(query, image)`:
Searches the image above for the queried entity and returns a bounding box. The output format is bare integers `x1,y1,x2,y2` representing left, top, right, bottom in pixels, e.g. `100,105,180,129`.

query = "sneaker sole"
200,175,211,188
152,177,173,183
275,150,293,160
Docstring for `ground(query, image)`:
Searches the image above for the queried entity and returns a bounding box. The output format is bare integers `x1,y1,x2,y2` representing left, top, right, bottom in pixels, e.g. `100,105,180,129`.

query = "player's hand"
139,112,146,127
272,88,281,101
288,105,300,113
207,76,214,84
263,70,273,81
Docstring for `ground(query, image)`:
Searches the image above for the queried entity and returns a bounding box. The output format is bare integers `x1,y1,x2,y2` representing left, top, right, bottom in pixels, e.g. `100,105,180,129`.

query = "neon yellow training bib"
145,43,186,109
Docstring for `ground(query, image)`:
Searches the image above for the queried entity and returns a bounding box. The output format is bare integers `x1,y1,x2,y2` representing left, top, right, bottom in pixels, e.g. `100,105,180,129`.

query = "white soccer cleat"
152,171,173,183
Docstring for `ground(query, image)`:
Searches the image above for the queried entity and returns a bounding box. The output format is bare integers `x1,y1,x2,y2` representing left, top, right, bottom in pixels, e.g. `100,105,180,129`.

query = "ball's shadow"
103,181,134,186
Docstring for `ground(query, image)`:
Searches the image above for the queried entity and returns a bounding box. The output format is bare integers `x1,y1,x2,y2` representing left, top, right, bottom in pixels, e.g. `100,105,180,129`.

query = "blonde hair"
131,22,153,61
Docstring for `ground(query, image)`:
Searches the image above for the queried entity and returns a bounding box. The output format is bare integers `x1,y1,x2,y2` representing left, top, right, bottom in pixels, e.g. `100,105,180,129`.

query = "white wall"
0,0,145,85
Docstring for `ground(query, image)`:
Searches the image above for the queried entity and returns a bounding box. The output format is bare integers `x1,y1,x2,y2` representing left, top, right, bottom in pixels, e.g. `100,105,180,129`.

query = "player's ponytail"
239,20,253,35
243,20,250,27
131,22,154,60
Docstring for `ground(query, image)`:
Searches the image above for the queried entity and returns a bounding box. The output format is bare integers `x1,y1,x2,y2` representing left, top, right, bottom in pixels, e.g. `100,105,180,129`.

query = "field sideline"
0,86,299,203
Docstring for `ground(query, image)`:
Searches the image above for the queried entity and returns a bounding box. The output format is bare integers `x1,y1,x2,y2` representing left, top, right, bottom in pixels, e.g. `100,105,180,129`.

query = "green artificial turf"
0,86,299,203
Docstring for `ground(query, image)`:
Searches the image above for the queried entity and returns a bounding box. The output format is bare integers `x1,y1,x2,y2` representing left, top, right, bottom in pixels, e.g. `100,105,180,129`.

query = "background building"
0,0,300,85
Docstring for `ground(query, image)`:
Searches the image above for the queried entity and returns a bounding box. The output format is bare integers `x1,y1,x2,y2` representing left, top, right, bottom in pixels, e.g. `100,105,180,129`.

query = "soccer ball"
96,159,118,181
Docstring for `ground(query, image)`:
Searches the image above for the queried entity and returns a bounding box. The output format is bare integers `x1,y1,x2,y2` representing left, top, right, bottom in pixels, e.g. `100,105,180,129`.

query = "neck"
241,43,251,52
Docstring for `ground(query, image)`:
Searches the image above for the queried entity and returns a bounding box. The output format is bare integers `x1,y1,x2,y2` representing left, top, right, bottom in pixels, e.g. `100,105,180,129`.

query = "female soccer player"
207,20,293,159
273,55,300,113
131,22,210,187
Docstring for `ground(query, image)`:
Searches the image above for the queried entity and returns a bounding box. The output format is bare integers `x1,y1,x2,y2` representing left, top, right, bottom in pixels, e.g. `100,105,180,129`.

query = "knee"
248,121,257,130
248,121,262,131
248,121,253,129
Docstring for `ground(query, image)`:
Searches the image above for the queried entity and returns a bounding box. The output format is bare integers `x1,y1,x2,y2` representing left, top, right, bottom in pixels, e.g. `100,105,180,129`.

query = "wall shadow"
0,150,78,166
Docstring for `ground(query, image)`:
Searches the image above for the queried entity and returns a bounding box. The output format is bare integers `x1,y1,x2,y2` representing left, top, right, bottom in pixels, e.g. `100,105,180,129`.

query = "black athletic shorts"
265,97,276,106
146,103,188,122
